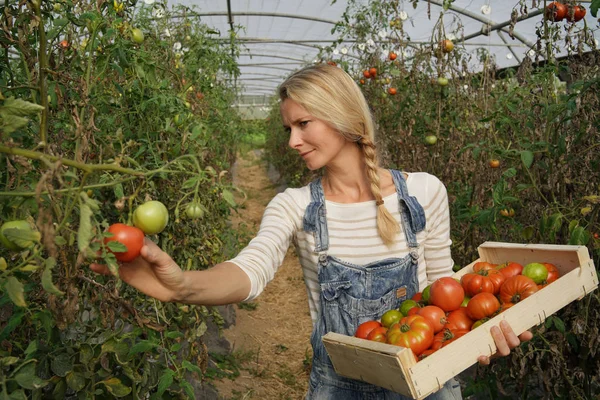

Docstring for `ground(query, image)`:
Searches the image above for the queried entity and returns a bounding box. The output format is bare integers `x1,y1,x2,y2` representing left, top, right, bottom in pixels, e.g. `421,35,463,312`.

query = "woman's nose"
288,128,302,149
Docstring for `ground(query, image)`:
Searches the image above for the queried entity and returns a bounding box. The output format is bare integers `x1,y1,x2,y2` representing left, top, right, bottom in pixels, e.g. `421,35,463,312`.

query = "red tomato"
446,307,474,331
104,223,144,262
431,325,469,351
472,261,497,272
461,269,505,297
407,307,420,316
416,305,447,333
411,292,423,302
499,275,539,304
418,348,437,360
543,262,560,284
498,262,523,279
386,315,434,356
566,5,586,22
366,326,388,342
355,320,382,339
466,292,500,321
545,2,568,21
429,277,465,312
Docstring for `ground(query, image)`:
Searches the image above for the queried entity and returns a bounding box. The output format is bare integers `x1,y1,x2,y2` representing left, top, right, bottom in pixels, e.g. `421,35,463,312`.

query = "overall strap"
389,170,426,251
302,178,329,253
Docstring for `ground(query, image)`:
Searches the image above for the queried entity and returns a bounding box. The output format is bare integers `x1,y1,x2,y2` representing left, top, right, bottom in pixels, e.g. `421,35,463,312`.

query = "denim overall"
304,170,461,400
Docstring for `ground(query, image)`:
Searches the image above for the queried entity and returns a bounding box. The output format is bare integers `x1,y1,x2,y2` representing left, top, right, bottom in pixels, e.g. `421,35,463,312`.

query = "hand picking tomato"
429,277,465,312
386,315,434,356
133,200,169,234
355,320,381,339
104,223,145,262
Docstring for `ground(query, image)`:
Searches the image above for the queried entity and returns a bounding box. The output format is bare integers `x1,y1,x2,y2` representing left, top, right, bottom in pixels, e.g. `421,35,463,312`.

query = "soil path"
212,149,313,400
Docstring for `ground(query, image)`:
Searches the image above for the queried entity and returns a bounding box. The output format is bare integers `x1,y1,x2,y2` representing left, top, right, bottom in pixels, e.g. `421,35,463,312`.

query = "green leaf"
14,362,47,390
77,195,93,254
128,340,157,355
520,150,534,169
164,331,184,339
2,227,41,248
41,257,65,297
156,369,175,396
79,344,94,365
0,357,19,367
7,389,26,400
553,317,566,333
6,277,26,307
106,241,127,252
0,97,44,117
100,378,132,397
591,0,599,17
502,168,517,178
66,371,86,392
0,114,29,134
50,353,73,377
54,236,67,246
221,189,236,207
0,257,6,271
0,311,24,342
180,380,195,398
521,226,535,240
182,360,202,374
569,226,590,245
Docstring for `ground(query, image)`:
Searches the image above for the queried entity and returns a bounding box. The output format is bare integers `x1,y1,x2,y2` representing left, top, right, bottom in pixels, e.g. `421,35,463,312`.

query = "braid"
359,136,400,245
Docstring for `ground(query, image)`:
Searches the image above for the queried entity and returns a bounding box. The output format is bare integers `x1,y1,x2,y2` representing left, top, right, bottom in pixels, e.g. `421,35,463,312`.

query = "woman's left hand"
478,320,533,366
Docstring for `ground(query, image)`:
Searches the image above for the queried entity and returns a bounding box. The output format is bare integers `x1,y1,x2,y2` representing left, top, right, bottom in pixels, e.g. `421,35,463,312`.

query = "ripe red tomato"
446,307,474,331
429,277,465,312
366,326,388,342
566,5,586,22
355,320,381,339
466,292,500,321
472,261,498,272
104,223,144,262
489,159,500,168
416,305,447,333
545,2,568,21
431,324,468,350
369,67,377,77
363,70,371,79
498,262,523,279
418,348,437,360
499,275,539,304
543,262,560,284
461,269,505,297
389,52,397,60
386,315,434,356
388,87,397,95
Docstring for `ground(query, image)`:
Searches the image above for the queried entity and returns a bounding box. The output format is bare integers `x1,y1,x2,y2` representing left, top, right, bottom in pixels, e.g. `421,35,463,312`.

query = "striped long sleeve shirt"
227,172,454,324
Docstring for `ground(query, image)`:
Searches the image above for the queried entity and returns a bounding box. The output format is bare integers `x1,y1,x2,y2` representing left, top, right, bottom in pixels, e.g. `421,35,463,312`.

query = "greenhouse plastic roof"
165,0,599,111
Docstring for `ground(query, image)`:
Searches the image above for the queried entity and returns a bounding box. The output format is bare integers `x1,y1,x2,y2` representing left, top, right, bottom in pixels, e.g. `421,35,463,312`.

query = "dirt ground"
211,149,313,400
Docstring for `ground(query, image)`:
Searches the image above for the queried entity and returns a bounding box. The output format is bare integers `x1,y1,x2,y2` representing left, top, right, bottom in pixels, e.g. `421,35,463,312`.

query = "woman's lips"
300,150,314,158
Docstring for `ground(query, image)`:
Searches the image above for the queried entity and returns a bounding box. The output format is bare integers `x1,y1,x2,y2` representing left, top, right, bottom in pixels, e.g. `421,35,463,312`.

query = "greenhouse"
1,0,599,399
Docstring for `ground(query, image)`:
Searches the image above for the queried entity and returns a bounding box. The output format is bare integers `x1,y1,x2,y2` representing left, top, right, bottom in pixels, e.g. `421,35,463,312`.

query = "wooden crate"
322,242,598,400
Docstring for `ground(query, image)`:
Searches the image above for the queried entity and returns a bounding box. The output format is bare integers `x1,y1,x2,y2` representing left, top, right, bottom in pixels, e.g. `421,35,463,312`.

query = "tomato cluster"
545,2,586,23
354,260,561,360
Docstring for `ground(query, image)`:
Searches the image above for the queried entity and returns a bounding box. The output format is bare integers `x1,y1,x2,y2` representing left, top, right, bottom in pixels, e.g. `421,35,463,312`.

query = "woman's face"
280,98,352,171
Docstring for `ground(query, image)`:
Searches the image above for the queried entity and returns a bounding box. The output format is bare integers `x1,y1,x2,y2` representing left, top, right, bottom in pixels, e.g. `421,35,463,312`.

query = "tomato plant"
466,292,500,320
499,275,539,305
386,315,434,356
429,276,465,312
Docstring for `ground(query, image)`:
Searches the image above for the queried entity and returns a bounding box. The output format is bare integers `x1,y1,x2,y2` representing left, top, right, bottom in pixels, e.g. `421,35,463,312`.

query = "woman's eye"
299,121,309,127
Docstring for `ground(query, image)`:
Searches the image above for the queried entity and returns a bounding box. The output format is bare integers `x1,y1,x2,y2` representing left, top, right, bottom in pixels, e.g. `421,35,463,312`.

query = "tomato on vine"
133,200,169,234
104,223,144,262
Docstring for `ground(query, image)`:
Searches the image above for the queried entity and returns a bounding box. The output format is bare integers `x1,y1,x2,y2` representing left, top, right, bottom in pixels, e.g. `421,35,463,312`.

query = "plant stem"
33,1,48,147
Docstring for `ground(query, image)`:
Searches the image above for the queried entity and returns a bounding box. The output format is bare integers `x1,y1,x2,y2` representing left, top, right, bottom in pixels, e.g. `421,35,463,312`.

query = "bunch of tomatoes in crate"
354,261,560,360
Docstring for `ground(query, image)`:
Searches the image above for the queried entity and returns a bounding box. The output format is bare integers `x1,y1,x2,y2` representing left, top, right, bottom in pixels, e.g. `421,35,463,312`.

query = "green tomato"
437,77,449,86
421,284,432,304
399,299,419,316
131,28,144,44
0,220,38,250
424,135,438,145
522,262,549,284
185,203,205,219
133,200,169,234
380,309,403,328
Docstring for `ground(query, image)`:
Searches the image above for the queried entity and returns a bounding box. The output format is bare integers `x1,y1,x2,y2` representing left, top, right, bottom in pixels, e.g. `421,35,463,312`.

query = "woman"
91,64,531,399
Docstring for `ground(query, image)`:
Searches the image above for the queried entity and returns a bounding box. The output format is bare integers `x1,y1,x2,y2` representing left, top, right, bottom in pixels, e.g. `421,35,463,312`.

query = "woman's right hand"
90,237,186,302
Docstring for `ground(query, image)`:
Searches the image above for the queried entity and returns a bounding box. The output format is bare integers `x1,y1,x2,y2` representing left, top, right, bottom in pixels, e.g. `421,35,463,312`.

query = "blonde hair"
279,64,399,245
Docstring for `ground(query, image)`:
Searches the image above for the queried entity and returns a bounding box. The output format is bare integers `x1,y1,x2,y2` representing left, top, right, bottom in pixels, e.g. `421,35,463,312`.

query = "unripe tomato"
440,39,454,53
133,200,169,234
185,202,205,219
437,77,449,86
424,135,438,146
0,220,39,250
104,223,144,262
522,262,548,284
131,28,145,44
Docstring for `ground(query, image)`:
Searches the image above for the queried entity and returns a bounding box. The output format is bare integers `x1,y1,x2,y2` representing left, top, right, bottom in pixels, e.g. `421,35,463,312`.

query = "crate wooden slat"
322,242,598,400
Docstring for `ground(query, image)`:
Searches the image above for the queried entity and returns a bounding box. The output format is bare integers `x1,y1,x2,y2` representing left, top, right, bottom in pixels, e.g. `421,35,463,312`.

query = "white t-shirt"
227,172,454,324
